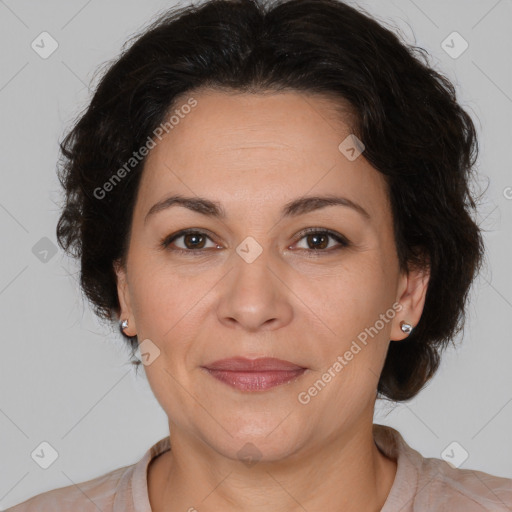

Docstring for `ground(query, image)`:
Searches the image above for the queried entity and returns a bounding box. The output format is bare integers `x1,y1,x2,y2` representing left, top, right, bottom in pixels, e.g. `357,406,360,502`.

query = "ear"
391,259,430,341
113,259,137,336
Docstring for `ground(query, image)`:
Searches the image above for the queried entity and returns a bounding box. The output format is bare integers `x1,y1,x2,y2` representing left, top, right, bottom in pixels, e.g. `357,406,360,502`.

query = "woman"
7,0,512,510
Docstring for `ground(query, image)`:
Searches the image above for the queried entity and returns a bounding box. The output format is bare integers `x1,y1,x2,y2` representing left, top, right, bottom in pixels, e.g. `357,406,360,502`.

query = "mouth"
201,357,308,392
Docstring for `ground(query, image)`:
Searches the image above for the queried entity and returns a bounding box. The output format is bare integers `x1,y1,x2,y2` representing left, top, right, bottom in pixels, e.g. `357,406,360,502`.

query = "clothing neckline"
131,435,171,511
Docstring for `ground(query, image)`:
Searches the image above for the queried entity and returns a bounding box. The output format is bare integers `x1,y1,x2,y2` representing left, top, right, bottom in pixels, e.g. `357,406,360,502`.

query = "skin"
114,89,430,512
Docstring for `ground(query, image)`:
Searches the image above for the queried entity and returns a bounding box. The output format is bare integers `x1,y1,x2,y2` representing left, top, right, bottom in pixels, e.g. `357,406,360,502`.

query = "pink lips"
202,357,307,391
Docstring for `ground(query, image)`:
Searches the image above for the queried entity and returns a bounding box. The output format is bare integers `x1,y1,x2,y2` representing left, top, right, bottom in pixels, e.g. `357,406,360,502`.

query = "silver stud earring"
120,319,129,330
400,321,413,335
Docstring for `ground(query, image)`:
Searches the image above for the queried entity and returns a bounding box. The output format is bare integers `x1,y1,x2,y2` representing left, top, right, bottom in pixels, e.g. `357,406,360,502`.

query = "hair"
56,0,484,401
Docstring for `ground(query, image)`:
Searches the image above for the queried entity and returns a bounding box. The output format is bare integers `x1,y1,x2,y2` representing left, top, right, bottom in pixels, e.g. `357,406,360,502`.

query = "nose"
216,250,294,333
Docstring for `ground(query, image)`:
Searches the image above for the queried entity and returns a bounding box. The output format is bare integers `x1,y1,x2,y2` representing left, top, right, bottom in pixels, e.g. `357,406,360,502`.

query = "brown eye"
294,228,350,252
305,232,329,250
182,232,207,249
160,229,219,253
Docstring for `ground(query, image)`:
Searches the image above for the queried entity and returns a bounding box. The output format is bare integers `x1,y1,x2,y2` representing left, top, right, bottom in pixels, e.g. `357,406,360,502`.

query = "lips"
203,357,306,372
202,357,307,391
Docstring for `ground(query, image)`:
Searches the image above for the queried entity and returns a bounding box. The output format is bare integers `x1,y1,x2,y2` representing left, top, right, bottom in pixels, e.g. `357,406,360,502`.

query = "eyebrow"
144,193,370,225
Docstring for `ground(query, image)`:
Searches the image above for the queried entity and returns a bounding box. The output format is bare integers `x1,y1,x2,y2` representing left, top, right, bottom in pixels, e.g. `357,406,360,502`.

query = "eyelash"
159,227,350,256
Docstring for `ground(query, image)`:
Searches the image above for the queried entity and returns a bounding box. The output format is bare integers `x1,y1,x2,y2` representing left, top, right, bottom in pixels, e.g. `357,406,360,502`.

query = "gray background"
1,0,511,507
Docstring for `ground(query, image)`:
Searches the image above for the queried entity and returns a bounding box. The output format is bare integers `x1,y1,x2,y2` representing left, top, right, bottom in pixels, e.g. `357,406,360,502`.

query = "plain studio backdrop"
0,0,511,508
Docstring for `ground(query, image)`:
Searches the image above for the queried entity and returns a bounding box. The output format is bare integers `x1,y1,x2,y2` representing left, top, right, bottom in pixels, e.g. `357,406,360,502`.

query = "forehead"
136,90,389,220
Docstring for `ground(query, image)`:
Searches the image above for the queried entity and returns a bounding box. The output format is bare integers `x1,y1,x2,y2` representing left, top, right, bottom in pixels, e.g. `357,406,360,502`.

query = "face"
115,89,429,461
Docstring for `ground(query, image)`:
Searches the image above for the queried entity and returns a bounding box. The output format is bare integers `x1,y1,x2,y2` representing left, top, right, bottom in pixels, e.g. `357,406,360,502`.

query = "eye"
160,229,220,254
292,228,350,253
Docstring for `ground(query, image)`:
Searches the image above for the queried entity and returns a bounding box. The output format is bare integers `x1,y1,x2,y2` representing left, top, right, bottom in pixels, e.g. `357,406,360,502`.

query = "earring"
120,319,129,330
400,321,413,335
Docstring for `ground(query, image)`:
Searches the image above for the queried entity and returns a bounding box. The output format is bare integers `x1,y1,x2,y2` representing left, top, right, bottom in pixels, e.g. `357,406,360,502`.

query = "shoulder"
4,465,132,512
418,456,512,511
4,436,171,512
373,424,512,511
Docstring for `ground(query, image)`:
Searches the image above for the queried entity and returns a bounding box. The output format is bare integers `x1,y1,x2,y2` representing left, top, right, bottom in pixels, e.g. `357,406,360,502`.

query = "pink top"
6,424,512,511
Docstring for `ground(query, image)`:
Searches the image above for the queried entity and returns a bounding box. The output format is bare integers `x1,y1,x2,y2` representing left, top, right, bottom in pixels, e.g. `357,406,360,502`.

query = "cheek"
128,261,214,361
307,257,394,334
129,256,193,322
128,265,200,412
297,261,397,392
131,274,173,331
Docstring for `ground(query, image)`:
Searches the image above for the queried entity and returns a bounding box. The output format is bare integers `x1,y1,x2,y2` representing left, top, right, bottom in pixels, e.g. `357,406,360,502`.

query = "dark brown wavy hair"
56,0,484,401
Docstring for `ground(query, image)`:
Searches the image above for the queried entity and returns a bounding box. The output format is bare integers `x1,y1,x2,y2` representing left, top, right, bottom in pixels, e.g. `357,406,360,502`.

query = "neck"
148,418,397,512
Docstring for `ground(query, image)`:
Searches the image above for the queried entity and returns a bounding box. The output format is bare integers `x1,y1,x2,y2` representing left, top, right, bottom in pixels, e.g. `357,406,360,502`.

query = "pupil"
309,233,327,250
185,233,205,249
